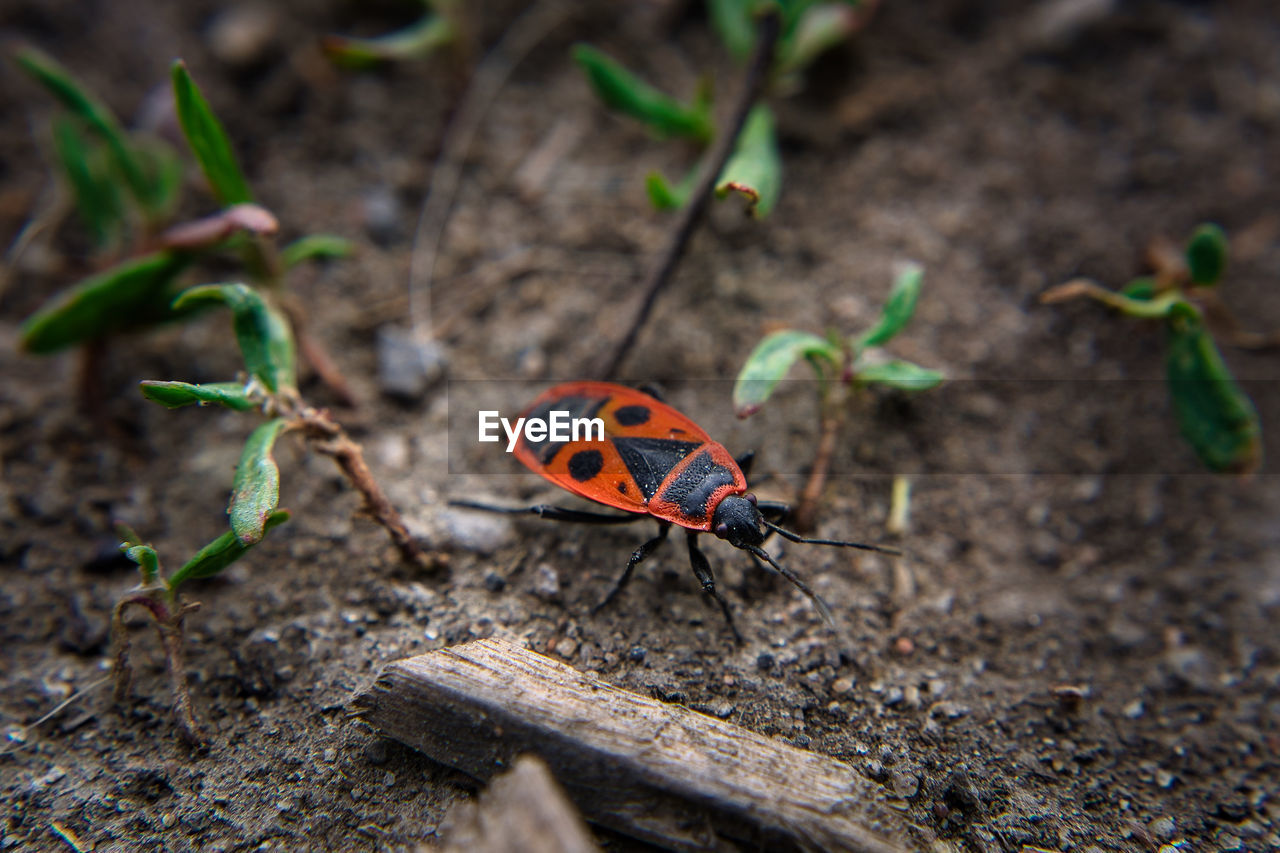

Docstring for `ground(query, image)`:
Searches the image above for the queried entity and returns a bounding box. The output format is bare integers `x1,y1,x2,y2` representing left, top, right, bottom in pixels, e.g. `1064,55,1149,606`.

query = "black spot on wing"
612,437,702,499
524,394,608,465
659,450,736,521
614,405,650,426
617,481,629,495
568,449,604,482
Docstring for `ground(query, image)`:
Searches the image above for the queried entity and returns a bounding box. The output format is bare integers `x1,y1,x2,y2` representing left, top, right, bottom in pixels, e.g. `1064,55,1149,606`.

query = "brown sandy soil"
2,0,1278,850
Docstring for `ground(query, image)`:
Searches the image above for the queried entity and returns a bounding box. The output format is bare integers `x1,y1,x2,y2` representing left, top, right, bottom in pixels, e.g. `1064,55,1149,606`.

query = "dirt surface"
3,0,1279,850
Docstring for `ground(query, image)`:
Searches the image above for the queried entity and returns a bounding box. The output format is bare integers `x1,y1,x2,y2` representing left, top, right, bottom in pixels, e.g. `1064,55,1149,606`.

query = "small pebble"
832,677,854,695
483,571,506,592
628,645,646,663
441,509,513,554
1155,769,1175,789
207,4,278,66
1122,699,1145,719
756,652,775,670
364,739,388,766
161,812,176,829
322,748,337,763
891,770,920,798
532,564,561,601
894,636,915,656
1150,816,1176,840
554,638,578,659
382,771,396,787
883,686,905,707
376,326,445,402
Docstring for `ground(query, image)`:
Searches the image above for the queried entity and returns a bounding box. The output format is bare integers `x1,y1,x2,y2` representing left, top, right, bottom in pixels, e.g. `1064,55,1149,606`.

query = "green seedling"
734,263,943,530
118,283,436,743
1042,223,1262,474
15,47,182,251
323,0,460,68
577,0,874,218
16,54,354,404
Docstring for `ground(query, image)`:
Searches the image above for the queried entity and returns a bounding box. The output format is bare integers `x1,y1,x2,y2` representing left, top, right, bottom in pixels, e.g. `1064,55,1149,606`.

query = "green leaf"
167,510,290,590
15,47,158,213
281,234,354,268
19,251,190,353
230,418,288,545
645,166,699,211
708,0,757,60
121,543,161,586
855,360,944,391
858,262,924,349
323,12,455,68
51,116,123,248
1165,303,1261,473
573,44,713,143
130,135,185,220
140,380,255,411
1185,223,1227,287
171,61,252,205
174,284,296,393
734,329,840,416
1120,277,1158,301
775,3,858,75
715,104,781,218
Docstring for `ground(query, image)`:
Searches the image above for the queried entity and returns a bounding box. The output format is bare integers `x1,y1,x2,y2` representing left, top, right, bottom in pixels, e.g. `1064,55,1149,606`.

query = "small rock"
865,760,888,782
483,571,506,592
1150,816,1176,840
1155,769,1175,789
756,652,775,670
891,770,920,798
554,637,578,659
363,739,389,766
207,4,278,67
322,748,337,763
532,563,561,601
893,636,915,656
1122,699,1144,719
376,326,445,402
382,771,396,787
832,677,854,695
161,812,177,829
362,186,405,246
883,686,905,707
628,645,646,663
440,509,513,554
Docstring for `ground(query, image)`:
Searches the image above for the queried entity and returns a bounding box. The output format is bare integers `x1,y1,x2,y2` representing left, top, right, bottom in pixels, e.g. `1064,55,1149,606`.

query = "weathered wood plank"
355,638,906,853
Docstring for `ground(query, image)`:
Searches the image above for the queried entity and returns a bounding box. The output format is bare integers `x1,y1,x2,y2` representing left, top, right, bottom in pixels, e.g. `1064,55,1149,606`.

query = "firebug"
453,381,898,640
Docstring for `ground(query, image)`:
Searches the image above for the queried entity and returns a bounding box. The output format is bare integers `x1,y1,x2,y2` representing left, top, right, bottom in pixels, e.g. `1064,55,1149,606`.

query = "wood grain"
356,638,906,852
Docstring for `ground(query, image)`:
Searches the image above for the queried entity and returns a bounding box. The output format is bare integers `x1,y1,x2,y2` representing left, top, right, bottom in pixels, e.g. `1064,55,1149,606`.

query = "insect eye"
746,494,757,505
715,523,730,538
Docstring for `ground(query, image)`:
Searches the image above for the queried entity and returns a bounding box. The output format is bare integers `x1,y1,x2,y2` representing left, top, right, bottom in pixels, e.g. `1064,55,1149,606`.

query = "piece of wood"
355,638,906,853
438,755,600,853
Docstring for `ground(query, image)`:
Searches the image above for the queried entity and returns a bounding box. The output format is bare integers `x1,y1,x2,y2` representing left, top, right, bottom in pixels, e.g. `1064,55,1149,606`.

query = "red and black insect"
453,381,898,640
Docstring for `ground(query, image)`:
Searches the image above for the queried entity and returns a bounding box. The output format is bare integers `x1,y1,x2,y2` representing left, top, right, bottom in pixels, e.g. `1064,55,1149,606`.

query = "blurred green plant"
734,263,943,529
576,0,875,218
116,283,436,744
1041,223,1262,474
15,51,354,402
323,0,460,67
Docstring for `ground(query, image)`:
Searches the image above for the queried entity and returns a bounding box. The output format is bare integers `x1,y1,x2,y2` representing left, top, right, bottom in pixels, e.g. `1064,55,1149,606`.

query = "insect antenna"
745,544,835,628
761,518,902,556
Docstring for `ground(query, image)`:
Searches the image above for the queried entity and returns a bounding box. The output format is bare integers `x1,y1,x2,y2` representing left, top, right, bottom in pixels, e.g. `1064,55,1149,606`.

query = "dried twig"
597,10,782,380
294,408,442,571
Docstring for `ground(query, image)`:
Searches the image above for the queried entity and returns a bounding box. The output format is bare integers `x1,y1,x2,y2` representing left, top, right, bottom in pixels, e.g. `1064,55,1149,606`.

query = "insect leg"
686,531,744,644
449,500,644,525
593,521,670,614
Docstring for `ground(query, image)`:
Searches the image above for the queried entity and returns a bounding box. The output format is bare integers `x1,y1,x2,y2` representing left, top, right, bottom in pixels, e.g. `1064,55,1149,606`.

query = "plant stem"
296,409,443,571
597,9,782,380
111,592,204,745
793,389,843,533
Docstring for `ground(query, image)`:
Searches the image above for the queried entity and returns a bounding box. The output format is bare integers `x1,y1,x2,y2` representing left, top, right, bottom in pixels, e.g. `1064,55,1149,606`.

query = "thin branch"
296,409,444,571
793,391,843,533
597,9,782,380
